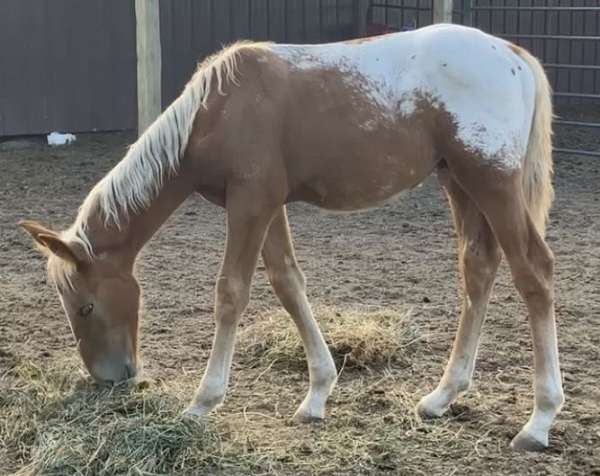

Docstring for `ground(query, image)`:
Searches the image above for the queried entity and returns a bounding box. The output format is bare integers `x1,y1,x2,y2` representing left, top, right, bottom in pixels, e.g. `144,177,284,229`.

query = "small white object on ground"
47,132,76,146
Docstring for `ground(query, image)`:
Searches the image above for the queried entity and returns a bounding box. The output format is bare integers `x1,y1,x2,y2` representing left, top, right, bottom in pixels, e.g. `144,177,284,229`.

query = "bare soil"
1,123,599,475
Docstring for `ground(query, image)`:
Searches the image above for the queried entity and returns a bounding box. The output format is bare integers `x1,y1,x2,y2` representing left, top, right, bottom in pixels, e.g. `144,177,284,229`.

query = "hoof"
416,396,446,419
182,405,210,421
293,412,325,424
510,431,548,452
293,406,326,424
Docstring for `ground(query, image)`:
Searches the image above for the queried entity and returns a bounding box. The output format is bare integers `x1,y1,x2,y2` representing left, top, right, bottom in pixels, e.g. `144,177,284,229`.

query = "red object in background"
366,22,398,37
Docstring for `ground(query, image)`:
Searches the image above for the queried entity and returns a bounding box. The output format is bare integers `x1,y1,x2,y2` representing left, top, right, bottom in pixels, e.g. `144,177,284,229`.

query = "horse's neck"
128,172,196,251
83,172,196,264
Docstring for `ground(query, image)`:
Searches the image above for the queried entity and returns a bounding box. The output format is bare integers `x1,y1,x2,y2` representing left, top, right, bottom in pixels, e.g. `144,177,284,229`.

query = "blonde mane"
62,41,271,261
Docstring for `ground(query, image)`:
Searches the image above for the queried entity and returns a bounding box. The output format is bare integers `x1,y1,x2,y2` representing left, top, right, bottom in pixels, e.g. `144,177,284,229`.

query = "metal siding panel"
231,0,251,39
268,0,287,42
0,0,136,136
214,0,233,45
250,0,270,40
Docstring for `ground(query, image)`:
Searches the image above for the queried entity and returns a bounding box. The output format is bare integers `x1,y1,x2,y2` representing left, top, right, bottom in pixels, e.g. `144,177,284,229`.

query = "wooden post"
135,0,161,136
433,0,453,24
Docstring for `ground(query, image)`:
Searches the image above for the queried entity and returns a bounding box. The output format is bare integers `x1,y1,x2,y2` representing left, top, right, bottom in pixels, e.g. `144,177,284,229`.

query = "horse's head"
20,220,140,384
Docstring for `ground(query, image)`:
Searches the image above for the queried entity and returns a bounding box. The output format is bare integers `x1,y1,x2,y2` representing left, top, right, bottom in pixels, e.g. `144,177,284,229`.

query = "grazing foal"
21,24,562,451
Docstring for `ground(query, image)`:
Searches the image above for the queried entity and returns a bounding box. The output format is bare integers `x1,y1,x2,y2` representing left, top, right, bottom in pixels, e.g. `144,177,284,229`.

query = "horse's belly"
285,109,438,209
300,177,410,211
290,139,436,210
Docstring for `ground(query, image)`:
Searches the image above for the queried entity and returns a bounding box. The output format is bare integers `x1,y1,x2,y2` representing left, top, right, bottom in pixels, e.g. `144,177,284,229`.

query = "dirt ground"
1,120,599,475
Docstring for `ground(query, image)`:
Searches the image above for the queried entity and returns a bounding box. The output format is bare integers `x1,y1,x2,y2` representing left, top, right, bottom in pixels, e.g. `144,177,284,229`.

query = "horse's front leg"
184,186,279,418
262,207,337,421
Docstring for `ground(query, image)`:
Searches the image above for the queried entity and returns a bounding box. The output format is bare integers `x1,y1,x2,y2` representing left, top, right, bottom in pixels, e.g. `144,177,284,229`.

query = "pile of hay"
1,305,424,475
0,360,227,475
240,304,419,371
2,305,557,475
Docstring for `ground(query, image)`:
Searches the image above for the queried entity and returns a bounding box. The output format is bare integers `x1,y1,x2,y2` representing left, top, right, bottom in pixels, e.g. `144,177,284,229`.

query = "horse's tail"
518,46,554,237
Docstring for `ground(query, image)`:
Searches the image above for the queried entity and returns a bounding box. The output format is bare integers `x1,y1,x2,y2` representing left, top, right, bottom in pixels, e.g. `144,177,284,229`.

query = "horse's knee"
267,259,306,294
215,276,250,323
512,267,553,314
513,238,554,298
462,238,500,299
535,243,554,281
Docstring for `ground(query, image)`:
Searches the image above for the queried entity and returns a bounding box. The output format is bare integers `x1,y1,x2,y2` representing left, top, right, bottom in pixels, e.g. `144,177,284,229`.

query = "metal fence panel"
369,0,434,30
463,0,600,110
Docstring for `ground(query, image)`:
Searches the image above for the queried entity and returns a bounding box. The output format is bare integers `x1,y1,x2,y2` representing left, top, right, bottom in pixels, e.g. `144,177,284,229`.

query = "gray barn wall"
0,0,357,136
0,0,137,136
1,1,597,136
159,0,358,107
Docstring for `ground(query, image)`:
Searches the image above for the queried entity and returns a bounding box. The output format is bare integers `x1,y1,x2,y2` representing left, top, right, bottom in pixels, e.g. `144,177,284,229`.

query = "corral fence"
1,0,598,159
368,0,600,157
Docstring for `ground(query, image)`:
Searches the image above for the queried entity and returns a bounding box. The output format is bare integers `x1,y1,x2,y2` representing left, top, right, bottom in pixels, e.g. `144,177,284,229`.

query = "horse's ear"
19,220,80,266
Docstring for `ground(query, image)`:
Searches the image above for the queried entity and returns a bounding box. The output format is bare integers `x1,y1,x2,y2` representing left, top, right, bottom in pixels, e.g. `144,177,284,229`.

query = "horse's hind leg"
449,161,563,451
417,174,501,419
262,207,337,421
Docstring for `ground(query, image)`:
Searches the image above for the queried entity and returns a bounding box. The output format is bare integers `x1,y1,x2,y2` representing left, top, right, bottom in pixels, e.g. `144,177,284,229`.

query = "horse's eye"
79,304,94,317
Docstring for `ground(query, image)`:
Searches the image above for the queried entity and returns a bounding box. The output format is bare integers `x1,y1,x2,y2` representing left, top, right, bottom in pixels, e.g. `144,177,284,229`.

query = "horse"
20,23,562,452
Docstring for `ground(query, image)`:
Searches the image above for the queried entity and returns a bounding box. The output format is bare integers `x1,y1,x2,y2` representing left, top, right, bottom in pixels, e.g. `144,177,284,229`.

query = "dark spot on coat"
511,68,516,75
518,65,522,70
442,63,447,67
491,45,496,50
411,54,416,60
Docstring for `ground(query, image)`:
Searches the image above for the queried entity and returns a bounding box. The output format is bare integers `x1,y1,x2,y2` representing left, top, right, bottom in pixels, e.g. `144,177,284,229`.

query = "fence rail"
471,6,600,12
556,120,600,128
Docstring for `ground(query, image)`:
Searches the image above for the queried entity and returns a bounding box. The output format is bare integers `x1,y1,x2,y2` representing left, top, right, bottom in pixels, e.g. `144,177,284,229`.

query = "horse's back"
209,25,538,209
272,24,536,169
